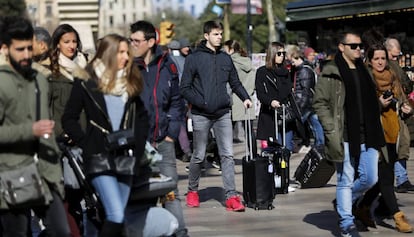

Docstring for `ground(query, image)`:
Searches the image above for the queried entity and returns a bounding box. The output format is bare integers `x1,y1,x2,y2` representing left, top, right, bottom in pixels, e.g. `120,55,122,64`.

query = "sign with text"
216,0,231,4
232,0,263,15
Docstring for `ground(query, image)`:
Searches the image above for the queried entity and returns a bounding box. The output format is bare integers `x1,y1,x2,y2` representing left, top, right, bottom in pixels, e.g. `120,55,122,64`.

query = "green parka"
0,62,64,209
312,61,346,162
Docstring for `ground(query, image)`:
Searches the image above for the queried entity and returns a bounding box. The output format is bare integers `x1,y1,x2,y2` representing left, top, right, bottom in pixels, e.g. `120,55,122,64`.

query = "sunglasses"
277,51,286,57
341,43,364,50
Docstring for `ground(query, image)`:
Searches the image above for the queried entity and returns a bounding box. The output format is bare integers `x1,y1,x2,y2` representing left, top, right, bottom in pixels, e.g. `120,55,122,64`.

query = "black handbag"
277,93,302,124
105,128,135,151
0,160,48,208
88,102,137,175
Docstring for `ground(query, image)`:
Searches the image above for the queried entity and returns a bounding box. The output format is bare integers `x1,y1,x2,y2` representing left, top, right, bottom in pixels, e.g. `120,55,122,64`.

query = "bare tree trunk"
266,0,277,42
224,4,230,41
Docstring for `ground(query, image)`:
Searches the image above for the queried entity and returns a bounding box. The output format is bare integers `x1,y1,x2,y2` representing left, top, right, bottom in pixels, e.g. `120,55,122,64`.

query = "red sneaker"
186,191,200,207
225,195,245,212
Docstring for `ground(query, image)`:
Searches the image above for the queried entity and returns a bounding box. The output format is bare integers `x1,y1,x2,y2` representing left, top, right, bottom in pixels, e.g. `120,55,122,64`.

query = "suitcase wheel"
254,206,259,210
268,205,274,210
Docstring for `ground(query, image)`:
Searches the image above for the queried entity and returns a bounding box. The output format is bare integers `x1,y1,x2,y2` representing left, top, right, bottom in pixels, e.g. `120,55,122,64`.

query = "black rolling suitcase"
262,105,291,194
294,146,335,188
242,109,275,210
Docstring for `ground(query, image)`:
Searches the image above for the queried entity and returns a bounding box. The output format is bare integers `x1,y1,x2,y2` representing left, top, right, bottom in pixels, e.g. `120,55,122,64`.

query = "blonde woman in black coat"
62,34,148,237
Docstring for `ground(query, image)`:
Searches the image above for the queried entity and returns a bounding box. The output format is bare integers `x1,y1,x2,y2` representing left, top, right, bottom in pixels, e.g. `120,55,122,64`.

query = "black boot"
99,220,124,237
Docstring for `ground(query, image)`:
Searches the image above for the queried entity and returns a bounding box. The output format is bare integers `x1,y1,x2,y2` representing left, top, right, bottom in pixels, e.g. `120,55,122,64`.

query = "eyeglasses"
277,51,286,57
341,43,364,50
129,38,147,45
391,52,403,60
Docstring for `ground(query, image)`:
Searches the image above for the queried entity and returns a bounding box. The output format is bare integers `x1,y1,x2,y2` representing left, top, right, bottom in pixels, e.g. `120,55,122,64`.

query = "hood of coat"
195,40,223,55
231,53,253,73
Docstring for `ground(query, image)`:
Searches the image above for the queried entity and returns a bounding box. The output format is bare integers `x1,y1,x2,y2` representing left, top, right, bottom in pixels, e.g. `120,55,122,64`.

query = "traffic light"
159,21,175,45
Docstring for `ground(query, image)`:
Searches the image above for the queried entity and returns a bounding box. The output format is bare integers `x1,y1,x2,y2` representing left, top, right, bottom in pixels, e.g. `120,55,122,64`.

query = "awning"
286,0,414,24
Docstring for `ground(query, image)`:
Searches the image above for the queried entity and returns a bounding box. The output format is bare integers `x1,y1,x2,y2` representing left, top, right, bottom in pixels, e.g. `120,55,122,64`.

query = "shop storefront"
286,0,414,66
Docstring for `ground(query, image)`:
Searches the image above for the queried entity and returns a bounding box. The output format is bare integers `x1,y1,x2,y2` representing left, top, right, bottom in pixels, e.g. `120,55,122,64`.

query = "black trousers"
359,143,399,215
0,190,71,237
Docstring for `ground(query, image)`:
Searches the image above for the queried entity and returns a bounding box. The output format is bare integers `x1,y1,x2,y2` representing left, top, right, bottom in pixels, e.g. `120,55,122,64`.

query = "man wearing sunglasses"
313,31,385,237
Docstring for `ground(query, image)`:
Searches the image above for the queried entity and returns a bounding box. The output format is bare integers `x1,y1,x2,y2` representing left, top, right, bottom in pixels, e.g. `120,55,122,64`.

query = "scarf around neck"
58,52,88,81
93,59,128,102
335,52,385,158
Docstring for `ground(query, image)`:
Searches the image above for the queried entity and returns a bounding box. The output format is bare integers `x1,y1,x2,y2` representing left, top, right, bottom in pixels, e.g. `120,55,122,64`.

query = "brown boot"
394,211,413,233
354,205,376,228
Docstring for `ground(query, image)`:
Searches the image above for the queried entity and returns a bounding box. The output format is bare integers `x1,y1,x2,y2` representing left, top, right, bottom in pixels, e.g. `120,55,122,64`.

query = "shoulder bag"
0,79,48,208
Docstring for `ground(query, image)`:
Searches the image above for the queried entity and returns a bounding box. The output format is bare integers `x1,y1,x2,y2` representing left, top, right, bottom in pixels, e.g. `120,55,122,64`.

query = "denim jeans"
188,112,237,199
156,140,187,236
125,203,178,237
395,159,408,186
301,111,325,146
277,130,294,151
335,142,378,231
91,175,132,223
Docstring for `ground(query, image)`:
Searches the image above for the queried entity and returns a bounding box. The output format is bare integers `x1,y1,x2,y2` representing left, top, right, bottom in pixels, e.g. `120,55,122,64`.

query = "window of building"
122,0,125,9
123,14,126,24
109,16,113,26
132,0,136,8
133,13,136,22
46,5,52,17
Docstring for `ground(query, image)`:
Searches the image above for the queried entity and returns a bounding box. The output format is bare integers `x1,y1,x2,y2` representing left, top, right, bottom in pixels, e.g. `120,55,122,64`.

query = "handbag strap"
34,79,40,121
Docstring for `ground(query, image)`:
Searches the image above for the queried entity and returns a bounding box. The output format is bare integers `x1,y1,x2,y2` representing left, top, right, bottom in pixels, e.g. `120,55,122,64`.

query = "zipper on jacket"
151,54,166,143
90,120,110,134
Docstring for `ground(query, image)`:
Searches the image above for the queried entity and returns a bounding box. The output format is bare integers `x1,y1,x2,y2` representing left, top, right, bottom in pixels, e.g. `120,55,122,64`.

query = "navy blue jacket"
180,40,250,119
134,46,184,143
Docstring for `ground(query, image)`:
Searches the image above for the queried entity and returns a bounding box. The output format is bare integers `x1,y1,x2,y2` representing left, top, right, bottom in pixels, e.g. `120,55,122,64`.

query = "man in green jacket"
313,31,385,237
0,16,70,237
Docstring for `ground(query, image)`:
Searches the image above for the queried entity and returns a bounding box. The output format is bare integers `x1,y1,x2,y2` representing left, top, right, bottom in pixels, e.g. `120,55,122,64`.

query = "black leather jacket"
294,63,316,116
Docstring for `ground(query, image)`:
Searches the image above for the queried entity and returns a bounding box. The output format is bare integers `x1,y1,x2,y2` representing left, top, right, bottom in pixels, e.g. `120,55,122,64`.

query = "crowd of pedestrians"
0,15,414,237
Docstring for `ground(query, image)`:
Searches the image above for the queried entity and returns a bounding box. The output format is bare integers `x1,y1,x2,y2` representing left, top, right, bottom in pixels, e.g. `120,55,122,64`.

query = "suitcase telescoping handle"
274,105,286,147
244,108,254,161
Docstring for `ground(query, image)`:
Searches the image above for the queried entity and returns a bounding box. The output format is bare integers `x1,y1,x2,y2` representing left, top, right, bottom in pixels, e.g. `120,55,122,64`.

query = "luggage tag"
281,159,286,169
187,118,193,132
268,162,273,173
274,174,281,188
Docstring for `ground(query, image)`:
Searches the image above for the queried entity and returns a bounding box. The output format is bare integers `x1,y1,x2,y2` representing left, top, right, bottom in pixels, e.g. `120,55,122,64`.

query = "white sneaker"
288,186,296,192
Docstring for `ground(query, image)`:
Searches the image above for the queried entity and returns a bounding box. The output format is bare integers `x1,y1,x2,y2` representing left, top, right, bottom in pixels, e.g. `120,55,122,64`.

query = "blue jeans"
335,142,378,231
91,175,132,223
156,140,187,236
395,159,408,186
301,112,325,146
188,112,237,199
277,130,294,151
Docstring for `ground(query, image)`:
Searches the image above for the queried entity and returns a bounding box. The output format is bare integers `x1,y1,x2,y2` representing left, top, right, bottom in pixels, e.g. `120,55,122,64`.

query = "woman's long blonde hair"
87,34,143,97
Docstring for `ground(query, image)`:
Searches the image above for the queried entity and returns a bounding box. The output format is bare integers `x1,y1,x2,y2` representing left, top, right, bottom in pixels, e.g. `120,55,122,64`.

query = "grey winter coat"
231,53,257,121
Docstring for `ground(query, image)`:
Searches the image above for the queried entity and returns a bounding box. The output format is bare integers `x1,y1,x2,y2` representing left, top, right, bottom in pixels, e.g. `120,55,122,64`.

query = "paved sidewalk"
175,144,414,237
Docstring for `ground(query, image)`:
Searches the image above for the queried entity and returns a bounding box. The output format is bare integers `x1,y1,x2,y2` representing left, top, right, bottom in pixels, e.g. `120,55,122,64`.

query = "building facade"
152,0,211,18
98,0,153,38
